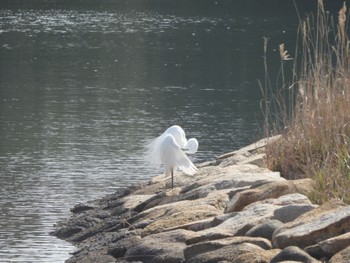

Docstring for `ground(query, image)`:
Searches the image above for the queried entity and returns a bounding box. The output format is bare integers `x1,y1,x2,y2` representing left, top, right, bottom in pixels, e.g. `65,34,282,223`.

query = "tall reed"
263,1,350,204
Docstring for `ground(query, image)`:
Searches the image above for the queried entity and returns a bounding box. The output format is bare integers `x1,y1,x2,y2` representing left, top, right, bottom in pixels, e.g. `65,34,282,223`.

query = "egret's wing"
163,125,187,148
173,146,198,176
184,138,198,154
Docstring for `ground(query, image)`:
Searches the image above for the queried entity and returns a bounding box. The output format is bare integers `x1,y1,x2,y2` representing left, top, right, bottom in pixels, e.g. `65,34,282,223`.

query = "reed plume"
264,0,350,204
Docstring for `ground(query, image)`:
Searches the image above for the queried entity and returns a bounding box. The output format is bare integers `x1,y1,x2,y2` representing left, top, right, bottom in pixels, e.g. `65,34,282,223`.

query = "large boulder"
127,192,229,236
187,203,280,245
230,249,281,263
65,250,117,263
123,229,198,263
244,192,318,223
329,245,350,263
107,229,142,259
305,232,350,259
270,246,320,263
225,178,315,212
272,200,350,249
186,242,278,263
216,135,281,161
245,220,284,240
184,236,272,261
273,203,318,223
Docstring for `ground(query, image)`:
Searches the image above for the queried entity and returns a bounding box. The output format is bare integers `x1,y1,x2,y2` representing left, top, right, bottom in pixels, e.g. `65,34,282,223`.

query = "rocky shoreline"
52,136,350,262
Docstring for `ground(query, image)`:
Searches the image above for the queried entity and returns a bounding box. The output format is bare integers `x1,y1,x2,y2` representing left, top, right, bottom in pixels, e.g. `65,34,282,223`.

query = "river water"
0,1,342,262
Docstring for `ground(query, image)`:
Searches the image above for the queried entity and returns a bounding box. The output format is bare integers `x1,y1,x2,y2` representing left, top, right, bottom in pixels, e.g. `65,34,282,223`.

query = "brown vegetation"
263,1,350,204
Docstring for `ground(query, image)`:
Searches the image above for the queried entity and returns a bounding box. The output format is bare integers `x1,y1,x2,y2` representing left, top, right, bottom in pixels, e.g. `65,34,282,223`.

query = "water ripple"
0,6,280,262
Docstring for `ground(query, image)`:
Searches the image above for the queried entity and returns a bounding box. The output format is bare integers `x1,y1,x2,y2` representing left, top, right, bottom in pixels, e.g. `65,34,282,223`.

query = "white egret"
145,125,198,188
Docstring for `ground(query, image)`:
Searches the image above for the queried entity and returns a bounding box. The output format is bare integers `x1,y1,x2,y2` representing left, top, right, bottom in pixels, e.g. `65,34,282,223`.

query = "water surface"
0,1,341,262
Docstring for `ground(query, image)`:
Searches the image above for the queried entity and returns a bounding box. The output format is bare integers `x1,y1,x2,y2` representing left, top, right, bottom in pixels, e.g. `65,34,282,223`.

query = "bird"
145,125,198,188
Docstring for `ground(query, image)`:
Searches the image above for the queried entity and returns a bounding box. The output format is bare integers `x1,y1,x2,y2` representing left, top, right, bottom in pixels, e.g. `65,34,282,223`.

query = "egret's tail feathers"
144,136,163,168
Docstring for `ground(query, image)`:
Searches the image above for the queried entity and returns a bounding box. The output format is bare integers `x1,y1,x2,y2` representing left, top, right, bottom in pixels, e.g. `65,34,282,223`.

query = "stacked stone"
53,136,350,263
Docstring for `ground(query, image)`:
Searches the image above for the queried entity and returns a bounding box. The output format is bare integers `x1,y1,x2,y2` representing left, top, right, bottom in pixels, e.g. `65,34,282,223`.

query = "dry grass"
262,1,350,204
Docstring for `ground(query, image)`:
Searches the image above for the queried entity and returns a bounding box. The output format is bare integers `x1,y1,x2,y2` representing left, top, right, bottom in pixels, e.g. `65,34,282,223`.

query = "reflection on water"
0,1,338,262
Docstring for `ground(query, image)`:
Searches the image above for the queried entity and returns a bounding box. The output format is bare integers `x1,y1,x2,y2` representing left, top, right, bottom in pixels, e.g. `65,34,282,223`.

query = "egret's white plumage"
184,138,199,154
145,125,198,188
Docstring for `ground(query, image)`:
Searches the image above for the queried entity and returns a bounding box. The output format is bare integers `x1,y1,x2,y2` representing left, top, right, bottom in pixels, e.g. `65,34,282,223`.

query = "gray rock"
108,236,141,259
184,236,272,261
305,232,350,259
237,153,266,166
127,192,228,236
133,188,183,212
270,246,320,263
162,216,215,232
52,224,83,239
187,242,265,263
106,229,142,259
65,250,117,263
211,212,240,226
216,135,281,160
187,203,280,245
245,220,284,240
70,216,123,243
122,194,156,210
124,229,198,263
70,202,96,213
304,244,325,260
218,151,251,167
225,179,314,213
259,193,313,206
273,204,318,223
273,201,350,249
231,249,281,263
177,164,284,204
197,164,282,188
329,245,350,263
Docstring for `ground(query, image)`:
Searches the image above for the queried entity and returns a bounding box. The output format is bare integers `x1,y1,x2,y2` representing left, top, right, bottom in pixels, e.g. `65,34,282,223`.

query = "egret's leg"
171,170,174,189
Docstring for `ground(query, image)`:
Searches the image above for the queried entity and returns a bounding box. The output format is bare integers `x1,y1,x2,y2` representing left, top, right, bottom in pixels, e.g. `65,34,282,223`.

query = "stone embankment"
53,136,350,262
